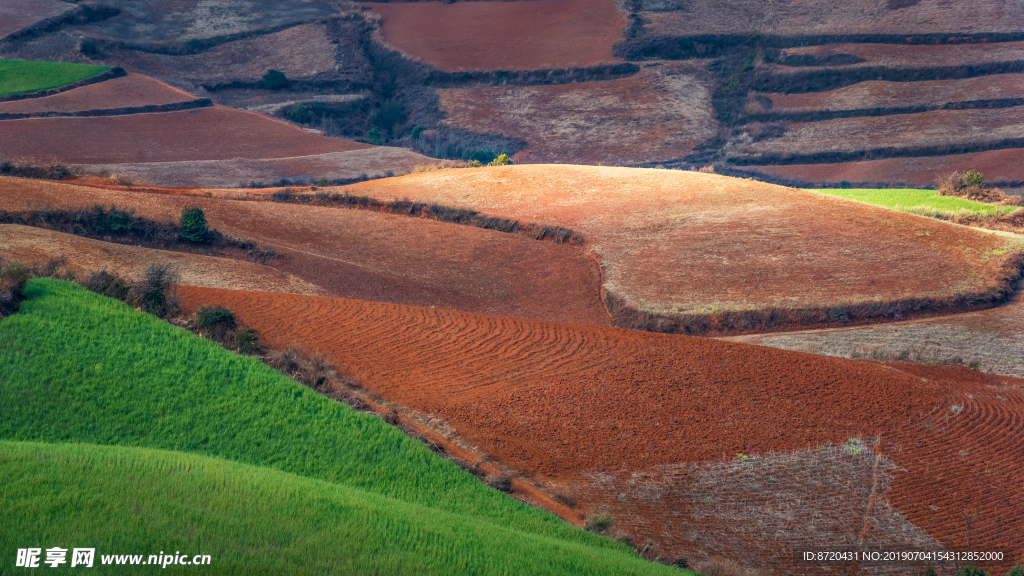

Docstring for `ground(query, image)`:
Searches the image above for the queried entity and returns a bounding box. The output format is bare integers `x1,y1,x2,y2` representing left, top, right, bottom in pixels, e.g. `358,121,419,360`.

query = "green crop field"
812,188,1020,218
0,279,684,575
0,58,109,97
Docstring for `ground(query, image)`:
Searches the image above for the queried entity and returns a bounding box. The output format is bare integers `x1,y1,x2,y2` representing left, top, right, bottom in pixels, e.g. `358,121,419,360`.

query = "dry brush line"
604,250,1024,336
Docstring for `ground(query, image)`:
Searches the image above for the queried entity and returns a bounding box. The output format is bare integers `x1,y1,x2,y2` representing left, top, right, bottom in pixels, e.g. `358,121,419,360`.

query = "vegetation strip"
0,98,211,120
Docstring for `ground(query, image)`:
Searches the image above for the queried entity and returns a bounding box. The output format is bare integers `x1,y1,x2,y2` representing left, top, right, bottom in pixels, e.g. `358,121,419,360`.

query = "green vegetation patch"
0,58,109,97
0,441,681,575
0,279,682,574
812,188,1020,218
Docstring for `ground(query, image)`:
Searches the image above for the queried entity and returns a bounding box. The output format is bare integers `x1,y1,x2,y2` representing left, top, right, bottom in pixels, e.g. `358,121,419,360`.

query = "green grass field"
0,279,684,575
0,58,109,97
812,188,1020,217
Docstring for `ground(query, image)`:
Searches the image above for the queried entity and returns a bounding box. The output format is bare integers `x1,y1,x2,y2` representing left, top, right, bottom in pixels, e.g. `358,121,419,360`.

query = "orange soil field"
437,63,716,165
0,105,371,163
0,73,195,115
643,1,1024,37
0,0,74,39
105,23,338,84
761,74,1024,113
342,165,1018,320
0,224,324,295
176,287,1024,572
735,107,1024,159
367,0,624,71
0,177,608,325
775,41,1024,71
746,148,1024,186
83,148,432,188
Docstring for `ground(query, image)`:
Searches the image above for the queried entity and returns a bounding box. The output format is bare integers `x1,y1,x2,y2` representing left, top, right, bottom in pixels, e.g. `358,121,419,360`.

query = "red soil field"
176,286,943,476
746,149,1024,186
437,63,716,165
343,165,1017,322
775,41,1024,71
367,0,624,71
0,177,608,325
0,73,195,115
761,74,1024,113
0,224,323,295
0,105,371,164
0,0,73,39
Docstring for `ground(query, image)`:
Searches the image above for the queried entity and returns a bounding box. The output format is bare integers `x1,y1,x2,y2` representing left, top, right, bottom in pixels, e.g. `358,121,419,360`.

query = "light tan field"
642,0,1024,37
367,0,624,71
760,74,1024,113
0,73,195,115
0,224,323,295
732,107,1024,160
341,165,1018,320
437,63,716,165
0,0,74,39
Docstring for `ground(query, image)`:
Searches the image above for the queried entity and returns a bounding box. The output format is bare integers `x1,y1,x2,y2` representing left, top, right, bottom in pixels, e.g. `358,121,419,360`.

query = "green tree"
263,69,289,90
179,205,213,244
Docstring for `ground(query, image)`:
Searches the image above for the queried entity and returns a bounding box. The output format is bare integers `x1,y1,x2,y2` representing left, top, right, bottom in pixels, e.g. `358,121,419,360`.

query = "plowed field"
83,148,432,188
342,165,1018,320
775,41,1024,70
0,105,370,164
368,0,624,71
734,107,1024,159
0,224,323,295
0,0,73,39
0,73,195,115
437,63,716,165
175,286,943,475
0,177,607,325
761,74,1024,113
746,149,1024,186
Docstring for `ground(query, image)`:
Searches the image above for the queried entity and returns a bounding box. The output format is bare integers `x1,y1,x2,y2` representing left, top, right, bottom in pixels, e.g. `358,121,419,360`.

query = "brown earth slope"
0,73,195,115
0,0,74,39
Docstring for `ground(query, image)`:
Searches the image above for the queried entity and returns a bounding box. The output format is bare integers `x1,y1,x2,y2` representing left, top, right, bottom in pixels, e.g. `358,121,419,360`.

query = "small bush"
82,270,130,301
270,189,295,203
1004,565,1024,576
490,153,513,166
466,159,483,168
963,170,985,188
231,327,264,356
956,565,987,576
130,263,178,318
584,512,615,535
194,305,236,341
179,205,213,243
486,474,513,493
0,261,29,317
262,69,289,90
90,204,135,234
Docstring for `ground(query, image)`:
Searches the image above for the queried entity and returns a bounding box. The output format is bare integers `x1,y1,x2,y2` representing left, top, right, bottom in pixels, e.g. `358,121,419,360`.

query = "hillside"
0,278,682,575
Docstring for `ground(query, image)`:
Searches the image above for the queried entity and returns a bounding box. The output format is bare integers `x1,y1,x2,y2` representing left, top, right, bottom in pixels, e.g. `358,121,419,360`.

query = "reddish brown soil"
367,0,624,71
0,224,323,295
437,63,716,165
0,105,371,163
0,73,195,115
762,74,1024,112
0,0,74,39
343,165,1017,320
747,149,1024,186
0,177,608,325
177,286,942,476
775,41,1024,70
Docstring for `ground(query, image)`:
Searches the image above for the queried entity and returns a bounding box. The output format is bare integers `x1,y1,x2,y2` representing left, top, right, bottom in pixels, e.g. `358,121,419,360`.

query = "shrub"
486,474,513,493
179,205,213,243
262,69,289,90
231,327,264,356
90,204,135,234
956,565,987,576
584,512,615,535
287,104,310,123
82,270,130,301
0,261,29,317
194,305,236,341
270,189,295,203
964,170,985,188
130,263,178,318
368,127,382,146
186,38,204,52
490,153,513,166
1005,565,1024,576
467,159,482,168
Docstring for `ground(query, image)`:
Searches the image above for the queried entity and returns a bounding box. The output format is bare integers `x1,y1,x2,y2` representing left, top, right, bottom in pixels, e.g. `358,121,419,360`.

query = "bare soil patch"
0,0,74,39
761,74,1024,113
0,224,323,295
746,149,1024,186
732,107,1024,160
0,73,195,115
642,0,1024,37
83,148,431,188
437,63,716,165
0,176,608,325
368,0,624,71
0,105,371,163
342,166,1019,329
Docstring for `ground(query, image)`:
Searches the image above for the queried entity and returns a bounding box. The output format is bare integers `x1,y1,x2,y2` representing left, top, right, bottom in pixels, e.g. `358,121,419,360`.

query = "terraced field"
774,42,1024,71
0,72,196,115
0,0,74,39
369,0,624,71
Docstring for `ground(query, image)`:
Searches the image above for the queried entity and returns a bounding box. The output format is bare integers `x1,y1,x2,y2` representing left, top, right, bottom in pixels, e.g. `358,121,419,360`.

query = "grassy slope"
0,279,682,574
0,59,109,97
1,440,680,575
812,188,1019,217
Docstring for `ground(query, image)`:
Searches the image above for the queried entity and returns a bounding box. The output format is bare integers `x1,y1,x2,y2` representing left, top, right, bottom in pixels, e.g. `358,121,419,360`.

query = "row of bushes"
0,159,77,180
